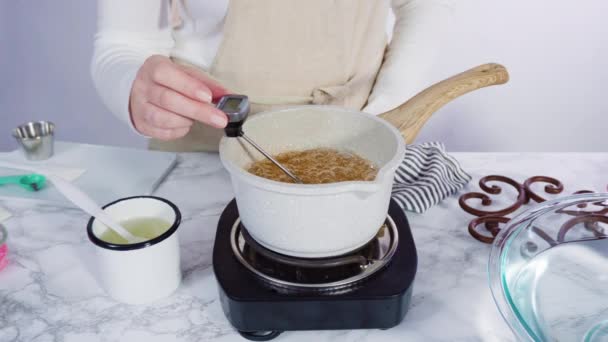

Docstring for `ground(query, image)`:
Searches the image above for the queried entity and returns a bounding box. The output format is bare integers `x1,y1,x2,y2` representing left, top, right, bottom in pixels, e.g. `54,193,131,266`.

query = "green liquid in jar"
98,217,172,244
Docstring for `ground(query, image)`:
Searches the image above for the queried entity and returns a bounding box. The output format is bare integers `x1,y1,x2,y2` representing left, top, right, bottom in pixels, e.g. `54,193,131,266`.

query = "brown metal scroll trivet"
458,175,608,244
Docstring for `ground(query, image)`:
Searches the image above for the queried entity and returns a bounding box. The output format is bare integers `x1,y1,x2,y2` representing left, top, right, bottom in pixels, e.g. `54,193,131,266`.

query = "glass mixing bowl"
489,193,608,341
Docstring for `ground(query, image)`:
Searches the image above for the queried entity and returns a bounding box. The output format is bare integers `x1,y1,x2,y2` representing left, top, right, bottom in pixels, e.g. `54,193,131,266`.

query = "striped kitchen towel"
392,142,471,213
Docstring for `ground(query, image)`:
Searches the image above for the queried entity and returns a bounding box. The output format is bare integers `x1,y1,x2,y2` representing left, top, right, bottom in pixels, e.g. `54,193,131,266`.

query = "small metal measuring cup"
12,121,55,161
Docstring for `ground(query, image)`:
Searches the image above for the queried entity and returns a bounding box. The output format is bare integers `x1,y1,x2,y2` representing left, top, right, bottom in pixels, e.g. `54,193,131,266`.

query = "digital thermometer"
215,94,304,183
216,94,250,137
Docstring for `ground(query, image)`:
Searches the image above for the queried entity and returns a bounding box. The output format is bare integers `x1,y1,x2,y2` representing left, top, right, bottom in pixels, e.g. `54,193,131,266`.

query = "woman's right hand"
129,55,231,140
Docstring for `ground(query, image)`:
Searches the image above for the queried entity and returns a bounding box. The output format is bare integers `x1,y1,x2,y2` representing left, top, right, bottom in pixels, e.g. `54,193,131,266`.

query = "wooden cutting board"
0,141,177,207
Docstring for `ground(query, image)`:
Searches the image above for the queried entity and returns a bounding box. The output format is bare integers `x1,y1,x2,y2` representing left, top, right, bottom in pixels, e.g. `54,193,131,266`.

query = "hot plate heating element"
212,199,417,341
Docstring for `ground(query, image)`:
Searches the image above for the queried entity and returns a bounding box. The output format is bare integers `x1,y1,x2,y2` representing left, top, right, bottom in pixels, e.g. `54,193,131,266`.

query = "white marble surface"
0,152,606,342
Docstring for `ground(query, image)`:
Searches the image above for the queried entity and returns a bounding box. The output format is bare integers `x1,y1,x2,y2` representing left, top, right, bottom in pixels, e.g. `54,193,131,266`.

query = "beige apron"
149,0,389,152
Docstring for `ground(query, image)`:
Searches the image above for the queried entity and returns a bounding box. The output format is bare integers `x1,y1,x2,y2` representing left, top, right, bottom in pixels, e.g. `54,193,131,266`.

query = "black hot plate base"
212,199,418,340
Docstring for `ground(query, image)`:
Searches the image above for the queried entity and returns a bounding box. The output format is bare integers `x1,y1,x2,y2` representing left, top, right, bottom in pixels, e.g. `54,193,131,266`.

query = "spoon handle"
0,161,141,243
49,175,141,242
0,176,24,185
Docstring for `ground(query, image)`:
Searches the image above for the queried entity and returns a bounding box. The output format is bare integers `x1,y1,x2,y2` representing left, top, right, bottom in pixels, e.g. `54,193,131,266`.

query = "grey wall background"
1,1,147,151
2,0,607,152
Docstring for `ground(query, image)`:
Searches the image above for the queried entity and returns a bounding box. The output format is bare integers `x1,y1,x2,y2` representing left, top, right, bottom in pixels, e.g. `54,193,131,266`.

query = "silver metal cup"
12,121,55,161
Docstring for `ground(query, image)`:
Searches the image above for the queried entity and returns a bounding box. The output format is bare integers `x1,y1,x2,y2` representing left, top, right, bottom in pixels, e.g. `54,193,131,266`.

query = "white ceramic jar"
87,196,181,304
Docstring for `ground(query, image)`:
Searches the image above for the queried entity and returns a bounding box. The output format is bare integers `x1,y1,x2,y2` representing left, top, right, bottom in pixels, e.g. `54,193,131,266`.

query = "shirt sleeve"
362,0,455,115
90,0,175,135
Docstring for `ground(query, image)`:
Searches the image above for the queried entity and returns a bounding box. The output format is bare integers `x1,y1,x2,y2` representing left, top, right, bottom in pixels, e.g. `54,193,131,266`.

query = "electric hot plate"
212,199,418,341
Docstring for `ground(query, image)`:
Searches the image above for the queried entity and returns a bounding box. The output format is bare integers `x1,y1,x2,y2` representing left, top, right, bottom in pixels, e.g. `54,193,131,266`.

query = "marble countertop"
1,152,606,342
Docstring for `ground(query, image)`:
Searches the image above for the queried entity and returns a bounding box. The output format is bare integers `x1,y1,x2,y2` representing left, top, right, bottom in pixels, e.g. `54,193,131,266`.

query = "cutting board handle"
378,63,509,143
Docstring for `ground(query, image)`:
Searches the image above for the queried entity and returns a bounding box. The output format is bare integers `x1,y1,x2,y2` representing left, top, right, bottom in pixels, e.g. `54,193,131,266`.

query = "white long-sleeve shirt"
91,0,454,133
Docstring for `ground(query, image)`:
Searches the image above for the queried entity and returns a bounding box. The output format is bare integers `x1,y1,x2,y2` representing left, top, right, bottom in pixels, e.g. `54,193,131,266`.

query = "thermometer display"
223,98,243,113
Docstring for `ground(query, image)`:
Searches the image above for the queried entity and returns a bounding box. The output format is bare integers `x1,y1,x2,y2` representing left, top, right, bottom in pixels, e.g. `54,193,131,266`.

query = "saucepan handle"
378,63,509,143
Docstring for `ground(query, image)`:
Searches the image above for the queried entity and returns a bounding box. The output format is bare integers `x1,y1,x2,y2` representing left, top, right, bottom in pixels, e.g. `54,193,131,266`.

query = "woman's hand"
129,55,230,140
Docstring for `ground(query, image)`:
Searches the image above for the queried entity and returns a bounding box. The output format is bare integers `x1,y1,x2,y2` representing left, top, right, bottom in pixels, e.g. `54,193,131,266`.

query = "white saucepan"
219,63,510,257
220,106,405,257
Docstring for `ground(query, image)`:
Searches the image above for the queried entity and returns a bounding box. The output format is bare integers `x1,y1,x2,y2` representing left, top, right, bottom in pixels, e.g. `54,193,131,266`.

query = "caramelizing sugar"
247,148,378,184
